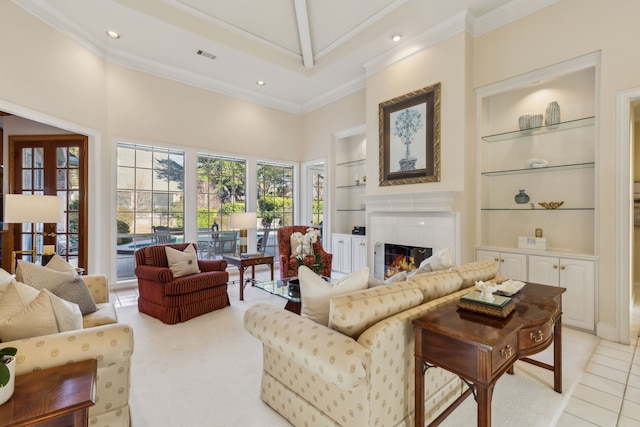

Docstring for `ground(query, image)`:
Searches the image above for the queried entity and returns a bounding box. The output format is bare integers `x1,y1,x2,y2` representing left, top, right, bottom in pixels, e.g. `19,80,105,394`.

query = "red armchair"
135,243,229,324
277,226,332,279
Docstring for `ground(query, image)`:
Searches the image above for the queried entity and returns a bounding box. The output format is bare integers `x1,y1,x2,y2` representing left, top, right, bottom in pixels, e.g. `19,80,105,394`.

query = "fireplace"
364,192,461,280
376,243,432,279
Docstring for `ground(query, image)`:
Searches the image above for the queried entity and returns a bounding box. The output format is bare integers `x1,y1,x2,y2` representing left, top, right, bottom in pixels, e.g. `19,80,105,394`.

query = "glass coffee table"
254,277,301,314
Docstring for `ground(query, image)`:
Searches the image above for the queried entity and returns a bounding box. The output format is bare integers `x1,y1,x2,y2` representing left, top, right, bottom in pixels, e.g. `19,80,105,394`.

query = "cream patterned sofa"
1,274,134,427
244,261,499,427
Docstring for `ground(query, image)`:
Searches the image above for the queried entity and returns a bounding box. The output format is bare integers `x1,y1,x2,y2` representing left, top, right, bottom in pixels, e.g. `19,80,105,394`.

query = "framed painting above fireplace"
378,82,441,186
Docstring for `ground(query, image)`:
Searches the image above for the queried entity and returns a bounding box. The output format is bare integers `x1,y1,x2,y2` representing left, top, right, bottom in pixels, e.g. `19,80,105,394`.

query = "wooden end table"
0,358,97,427
223,254,274,300
413,283,564,427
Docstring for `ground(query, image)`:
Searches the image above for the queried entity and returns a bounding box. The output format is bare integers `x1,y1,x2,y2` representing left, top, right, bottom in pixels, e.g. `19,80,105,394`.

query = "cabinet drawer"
491,334,518,375
519,319,554,352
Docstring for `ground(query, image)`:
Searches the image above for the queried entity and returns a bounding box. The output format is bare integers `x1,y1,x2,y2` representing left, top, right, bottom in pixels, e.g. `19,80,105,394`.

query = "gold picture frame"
379,82,441,186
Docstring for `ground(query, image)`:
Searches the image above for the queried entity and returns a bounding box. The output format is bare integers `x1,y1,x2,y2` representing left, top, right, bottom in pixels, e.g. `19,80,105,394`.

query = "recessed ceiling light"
106,30,120,39
256,81,266,86
391,34,402,42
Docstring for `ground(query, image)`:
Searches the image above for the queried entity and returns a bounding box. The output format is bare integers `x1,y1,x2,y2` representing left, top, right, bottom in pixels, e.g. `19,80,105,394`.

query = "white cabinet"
476,249,527,281
351,236,367,272
332,233,367,274
332,234,352,273
528,255,595,331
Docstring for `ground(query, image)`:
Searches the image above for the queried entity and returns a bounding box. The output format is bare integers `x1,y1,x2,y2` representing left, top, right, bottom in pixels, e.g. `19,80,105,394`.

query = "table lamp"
230,212,257,255
4,194,66,272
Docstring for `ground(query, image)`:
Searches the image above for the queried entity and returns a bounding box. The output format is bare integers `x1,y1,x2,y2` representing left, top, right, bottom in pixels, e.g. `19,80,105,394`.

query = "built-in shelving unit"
475,56,599,332
332,126,368,273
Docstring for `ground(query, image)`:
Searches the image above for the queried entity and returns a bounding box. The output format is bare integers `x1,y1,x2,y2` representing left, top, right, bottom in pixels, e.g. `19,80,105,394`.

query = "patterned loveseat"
244,261,499,427
1,274,134,427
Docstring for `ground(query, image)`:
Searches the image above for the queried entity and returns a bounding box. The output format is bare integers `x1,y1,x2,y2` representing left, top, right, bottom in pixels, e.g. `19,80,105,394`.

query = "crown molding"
472,0,559,36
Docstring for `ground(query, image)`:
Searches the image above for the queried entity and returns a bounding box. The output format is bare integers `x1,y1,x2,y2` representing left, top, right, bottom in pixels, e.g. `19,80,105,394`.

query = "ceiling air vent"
196,50,216,60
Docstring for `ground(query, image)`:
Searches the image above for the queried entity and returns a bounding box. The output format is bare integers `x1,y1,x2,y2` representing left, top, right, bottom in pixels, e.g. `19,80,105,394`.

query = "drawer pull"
530,331,544,343
500,344,513,359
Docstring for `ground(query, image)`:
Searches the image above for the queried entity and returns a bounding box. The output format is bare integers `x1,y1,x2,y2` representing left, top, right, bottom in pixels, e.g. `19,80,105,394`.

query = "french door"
7,135,88,271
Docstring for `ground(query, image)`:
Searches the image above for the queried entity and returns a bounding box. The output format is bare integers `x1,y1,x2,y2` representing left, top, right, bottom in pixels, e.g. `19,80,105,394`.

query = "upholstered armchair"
134,243,229,324
277,226,332,279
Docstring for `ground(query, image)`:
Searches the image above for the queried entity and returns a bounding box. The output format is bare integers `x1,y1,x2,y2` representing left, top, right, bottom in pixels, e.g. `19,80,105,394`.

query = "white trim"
614,87,640,344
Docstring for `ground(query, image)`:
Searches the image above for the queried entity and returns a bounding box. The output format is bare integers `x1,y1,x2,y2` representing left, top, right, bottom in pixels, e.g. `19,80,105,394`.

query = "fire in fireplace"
377,243,432,279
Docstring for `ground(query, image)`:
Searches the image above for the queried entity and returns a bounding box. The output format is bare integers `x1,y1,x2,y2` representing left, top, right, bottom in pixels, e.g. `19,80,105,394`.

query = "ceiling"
14,0,553,114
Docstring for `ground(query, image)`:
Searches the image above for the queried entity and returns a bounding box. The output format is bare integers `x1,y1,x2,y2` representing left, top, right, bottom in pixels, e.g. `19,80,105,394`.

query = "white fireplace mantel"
363,191,459,213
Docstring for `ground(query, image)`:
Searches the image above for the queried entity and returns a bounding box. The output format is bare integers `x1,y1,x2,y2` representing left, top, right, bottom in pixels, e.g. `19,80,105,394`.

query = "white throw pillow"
384,271,407,284
0,268,13,300
0,290,59,341
165,244,200,277
299,266,369,326
43,289,83,332
408,247,456,277
15,260,76,291
43,254,79,275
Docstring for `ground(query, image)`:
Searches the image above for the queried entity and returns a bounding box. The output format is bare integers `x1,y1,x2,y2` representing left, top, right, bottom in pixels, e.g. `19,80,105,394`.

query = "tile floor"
110,271,640,426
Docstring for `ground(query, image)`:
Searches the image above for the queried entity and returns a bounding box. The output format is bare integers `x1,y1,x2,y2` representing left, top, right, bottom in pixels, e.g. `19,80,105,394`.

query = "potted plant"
0,347,17,405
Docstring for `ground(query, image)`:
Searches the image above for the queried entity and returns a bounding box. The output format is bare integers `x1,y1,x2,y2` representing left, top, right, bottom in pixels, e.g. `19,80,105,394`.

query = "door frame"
6,134,88,271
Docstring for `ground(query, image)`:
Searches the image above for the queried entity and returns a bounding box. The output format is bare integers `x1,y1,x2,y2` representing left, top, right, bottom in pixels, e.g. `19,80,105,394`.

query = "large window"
256,162,294,256
116,142,185,280
196,154,246,258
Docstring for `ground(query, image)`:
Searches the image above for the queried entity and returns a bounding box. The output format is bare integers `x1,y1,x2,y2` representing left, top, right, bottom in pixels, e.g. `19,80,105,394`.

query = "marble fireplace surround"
363,191,461,279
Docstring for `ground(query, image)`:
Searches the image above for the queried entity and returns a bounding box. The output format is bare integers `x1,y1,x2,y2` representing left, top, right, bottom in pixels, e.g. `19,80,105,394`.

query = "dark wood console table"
0,358,97,427
413,283,564,427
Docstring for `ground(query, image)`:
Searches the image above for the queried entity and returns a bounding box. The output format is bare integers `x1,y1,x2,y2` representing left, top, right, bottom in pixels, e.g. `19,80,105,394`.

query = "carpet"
118,282,600,427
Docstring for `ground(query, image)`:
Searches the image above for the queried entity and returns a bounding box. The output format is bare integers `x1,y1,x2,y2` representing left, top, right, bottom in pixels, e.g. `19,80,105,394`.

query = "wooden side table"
223,254,274,300
0,358,97,427
413,283,564,427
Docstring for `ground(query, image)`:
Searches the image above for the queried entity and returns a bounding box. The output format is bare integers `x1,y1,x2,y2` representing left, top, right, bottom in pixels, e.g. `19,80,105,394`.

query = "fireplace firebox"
374,242,432,279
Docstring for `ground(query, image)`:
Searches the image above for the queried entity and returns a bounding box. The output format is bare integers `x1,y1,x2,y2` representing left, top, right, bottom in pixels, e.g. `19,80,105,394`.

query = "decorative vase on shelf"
514,190,530,204
545,101,560,127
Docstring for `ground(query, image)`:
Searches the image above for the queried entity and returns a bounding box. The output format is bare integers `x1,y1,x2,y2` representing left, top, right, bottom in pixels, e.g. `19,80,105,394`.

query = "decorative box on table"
458,291,515,318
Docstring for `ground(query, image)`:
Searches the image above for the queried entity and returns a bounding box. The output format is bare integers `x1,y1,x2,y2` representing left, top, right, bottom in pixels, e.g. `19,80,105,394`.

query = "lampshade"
4,194,66,224
230,212,257,230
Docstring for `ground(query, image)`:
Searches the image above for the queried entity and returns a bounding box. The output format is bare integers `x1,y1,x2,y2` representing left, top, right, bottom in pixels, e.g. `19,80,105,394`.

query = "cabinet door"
331,235,351,273
500,252,527,281
477,250,526,280
351,237,367,272
560,258,595,331
476,250,500,268
528,255,560,286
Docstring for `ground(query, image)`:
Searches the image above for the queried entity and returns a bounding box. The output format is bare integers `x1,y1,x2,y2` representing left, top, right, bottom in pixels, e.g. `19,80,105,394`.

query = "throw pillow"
329,281,424,339
289,235,303,258
54,277,97,315
15,260,76,292
384,271,406,284
43,289,83,332
298,266,369,326
0,268,12,300
0,280,82,339
165,244,200,277
42,254,78,275
408,247,456,277
367,275,386,288
0,290,59,341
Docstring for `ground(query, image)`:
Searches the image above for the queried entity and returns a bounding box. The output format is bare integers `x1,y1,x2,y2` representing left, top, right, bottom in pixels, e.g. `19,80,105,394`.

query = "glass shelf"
337,158,366,167
481,207,595,211
481,116,595,142
481,162,595,176
337,184,366,189
336,208,365,212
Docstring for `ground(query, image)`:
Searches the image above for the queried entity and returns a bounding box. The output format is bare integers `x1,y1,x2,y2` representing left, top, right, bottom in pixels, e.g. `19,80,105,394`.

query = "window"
196,154,246,258
256,162,294,256
116,142,185,280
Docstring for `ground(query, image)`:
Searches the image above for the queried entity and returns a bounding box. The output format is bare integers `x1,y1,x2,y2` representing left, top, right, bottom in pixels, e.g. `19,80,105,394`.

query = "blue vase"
514,190,530,204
